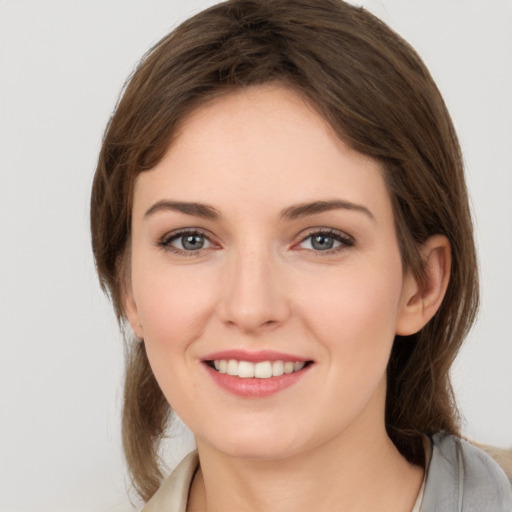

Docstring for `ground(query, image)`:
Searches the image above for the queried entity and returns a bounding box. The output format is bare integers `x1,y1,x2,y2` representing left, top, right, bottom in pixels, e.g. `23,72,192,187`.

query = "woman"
90,0,512,510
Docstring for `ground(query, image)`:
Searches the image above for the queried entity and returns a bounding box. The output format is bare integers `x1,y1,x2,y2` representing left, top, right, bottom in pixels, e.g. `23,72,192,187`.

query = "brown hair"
91,0,478,501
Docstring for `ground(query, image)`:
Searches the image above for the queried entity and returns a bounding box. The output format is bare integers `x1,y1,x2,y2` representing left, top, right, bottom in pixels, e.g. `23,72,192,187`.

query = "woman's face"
126,85,417,460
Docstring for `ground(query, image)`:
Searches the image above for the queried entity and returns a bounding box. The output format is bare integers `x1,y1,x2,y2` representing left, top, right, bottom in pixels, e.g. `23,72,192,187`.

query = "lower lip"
203,363,312,398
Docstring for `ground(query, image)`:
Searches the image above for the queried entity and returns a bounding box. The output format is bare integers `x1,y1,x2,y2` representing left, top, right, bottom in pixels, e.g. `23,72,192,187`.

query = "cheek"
289,264,404,436
130,260,220,401
133,260,217,340
130,264,221,417
295,258,404,378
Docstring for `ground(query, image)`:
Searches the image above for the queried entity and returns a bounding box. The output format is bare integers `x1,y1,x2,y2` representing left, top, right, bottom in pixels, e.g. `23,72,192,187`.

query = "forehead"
133,85,391,222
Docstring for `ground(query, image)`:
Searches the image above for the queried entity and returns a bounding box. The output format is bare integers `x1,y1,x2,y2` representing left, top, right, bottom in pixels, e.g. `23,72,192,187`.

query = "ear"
122,282,144,340
395,235,451,336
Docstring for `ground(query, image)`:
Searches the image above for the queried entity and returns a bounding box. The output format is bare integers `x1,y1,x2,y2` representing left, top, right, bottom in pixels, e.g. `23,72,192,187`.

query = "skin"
124,85,451,512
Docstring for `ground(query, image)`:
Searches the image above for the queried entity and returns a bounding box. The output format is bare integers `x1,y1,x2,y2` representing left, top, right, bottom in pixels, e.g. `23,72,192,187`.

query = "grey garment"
143,434,512,512
423,433,512,511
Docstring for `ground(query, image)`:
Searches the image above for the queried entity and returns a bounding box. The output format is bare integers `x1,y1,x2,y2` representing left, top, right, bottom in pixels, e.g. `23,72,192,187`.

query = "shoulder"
142,450,199,512
422,433,512,511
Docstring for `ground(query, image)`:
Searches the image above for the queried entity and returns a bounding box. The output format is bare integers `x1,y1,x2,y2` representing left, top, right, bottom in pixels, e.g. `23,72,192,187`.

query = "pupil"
312,235,333,250
183,234,204,250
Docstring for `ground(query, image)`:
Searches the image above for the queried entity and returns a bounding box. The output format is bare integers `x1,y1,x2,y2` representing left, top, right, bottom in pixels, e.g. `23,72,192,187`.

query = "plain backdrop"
1,1,511,510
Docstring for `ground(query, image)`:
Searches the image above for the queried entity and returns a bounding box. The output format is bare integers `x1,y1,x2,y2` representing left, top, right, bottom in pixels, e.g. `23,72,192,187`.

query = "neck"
187,406,423,512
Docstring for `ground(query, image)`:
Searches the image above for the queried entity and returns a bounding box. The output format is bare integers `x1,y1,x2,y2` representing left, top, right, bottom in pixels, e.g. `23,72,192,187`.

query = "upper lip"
202,349,311,363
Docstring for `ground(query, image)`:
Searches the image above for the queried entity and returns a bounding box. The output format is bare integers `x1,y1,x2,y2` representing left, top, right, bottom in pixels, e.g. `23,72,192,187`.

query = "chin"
198,426,308,461
222,443,301,461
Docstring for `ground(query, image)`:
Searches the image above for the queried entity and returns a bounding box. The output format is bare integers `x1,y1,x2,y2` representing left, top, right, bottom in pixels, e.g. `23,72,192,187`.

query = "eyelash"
157,229,215,255
296,228,355,255
157,228,355,256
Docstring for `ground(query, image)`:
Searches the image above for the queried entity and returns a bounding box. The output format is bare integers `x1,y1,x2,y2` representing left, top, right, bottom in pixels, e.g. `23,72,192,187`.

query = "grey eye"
310,234,336,250
300,234,341,251
297,230,353,253
169,232,212,251
181,234,205,250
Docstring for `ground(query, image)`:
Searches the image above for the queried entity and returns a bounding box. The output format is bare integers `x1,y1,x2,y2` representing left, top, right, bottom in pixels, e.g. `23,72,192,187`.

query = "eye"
158,230,214,254
297,229,354,253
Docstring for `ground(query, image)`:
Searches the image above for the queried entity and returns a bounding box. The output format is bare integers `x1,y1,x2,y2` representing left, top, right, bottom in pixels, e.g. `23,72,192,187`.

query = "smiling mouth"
205,359,313,379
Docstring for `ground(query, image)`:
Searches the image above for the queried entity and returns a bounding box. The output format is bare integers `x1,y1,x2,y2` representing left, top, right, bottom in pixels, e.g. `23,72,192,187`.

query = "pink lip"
202,349,310,363
201,351,313,398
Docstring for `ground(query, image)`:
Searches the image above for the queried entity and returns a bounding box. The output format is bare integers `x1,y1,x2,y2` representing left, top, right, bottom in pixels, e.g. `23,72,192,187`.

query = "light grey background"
1,1,511,510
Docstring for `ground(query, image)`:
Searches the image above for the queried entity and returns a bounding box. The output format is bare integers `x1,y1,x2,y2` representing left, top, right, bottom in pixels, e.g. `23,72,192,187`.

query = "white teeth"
294,362,305,372
226,359,238,376
238,361,255,378
284,362,294,374
254,361,272,379
272,360,284,376
211,359,307,378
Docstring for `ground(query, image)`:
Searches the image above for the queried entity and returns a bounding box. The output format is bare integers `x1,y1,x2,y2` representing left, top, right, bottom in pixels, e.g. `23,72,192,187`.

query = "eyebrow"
144,200,221,220
280,200,375,221
144,199,374,222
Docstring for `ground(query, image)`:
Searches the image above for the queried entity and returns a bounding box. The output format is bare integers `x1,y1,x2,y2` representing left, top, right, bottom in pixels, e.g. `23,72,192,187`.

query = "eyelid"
294,227,355,253
157,227,219,254
155,226,354,255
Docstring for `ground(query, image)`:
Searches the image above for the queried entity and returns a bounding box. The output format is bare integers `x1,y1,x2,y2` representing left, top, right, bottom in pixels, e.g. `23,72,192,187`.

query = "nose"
217,245,291,333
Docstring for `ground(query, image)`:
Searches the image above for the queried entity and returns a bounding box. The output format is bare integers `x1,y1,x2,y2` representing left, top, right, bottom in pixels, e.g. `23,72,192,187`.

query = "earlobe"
123,284,144,340
396,235,451,336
